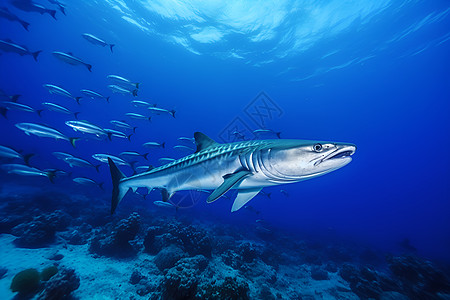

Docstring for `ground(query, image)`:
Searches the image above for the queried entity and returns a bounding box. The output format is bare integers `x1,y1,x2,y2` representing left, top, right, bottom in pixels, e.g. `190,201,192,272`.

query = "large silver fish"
52,51,92,72
15,123,78,147
82,33,115,53
0,39,41,61
108,132,356,214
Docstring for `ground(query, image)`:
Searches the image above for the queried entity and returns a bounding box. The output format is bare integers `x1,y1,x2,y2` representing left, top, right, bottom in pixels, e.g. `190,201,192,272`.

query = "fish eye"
313,143,323,152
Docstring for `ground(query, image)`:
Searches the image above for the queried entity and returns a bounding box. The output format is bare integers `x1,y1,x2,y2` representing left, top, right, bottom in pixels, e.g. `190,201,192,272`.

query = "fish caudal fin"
74,112,80,119
75,97,82,104
36,109,43,117
135,83,140,89
109,44,115,53
48,9,57,20
127,134,133,141
20,21,30,31
108,157,128,214
46,170,57,183
170,110,176,118
95,164,101,173
32,50,42,62
0,107,7,119
105,96,110,103
23,153,35,166
69,137,79,148
86,64,92,72
132,89,138,97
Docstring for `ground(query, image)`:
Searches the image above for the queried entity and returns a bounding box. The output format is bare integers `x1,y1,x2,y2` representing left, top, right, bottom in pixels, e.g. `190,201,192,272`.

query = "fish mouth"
325,145,356,161
314,145,356,166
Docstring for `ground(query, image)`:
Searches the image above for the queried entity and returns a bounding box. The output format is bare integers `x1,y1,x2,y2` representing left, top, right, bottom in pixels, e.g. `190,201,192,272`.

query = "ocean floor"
0,185,449,299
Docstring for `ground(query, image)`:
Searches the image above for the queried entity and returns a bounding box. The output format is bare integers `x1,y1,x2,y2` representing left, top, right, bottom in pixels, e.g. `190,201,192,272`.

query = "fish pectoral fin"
231,188,262,212
207,169,252,203
161,188,175,202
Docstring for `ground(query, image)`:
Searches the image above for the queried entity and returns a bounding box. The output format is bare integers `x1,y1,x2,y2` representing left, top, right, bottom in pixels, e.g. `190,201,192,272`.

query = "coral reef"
37,268,80,299
89,212,140,258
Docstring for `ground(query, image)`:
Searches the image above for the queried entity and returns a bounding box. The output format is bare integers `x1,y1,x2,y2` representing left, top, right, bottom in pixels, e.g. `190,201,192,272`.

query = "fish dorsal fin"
207,169,252,203
231,188,261,212
194,132,219,153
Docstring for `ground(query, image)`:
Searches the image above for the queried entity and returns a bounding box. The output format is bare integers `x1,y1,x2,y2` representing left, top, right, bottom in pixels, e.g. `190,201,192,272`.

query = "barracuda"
108,132,356,214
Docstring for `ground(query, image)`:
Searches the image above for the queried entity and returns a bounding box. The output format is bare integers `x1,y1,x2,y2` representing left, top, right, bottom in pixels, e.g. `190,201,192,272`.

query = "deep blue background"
1,1,449,261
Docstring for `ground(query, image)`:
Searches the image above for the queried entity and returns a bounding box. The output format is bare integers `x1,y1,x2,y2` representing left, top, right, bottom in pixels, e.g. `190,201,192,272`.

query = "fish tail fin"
48,9,57,19
74,112,80,119
107,132,113,141
95,164,101,173
60,6,66,16
46,170,57,183
108,157,128,214
109,44,115,53
11,95,21,102
69,137,79,148
170,109,176,118
143,153,149,160
36,109,43,117
127,134,133,141
132,89,138,97
75,97,82,104
105,96,110,103
162,142,165,148
20,20,30,31
136,83,140,89
86,64,92,72
148,116,152,122
98,182,104,190
0,107,7,119
276,132,281,139
133,126,137,133
23,153,35,166
32,50,42,62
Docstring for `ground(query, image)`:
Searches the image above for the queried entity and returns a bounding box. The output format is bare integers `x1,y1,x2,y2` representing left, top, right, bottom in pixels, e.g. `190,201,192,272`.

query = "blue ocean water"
1,0,450,298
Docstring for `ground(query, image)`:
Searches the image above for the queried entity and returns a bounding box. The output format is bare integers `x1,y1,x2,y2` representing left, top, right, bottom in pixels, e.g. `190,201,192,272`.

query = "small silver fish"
73,177,104,189
52,51,92,72
82,33,115,52
42,102,80,119
110,120,137,132
107,75,140,89
143,142,165,148
15,123,78,147
80,89,110,102
108,85,137,97
125,113,151,121
92,154,130,166
43,84,82,104
65,120,110,140
1,101,42,117
0,39,41,61
0,145,34,164
148,106,176,118
0,6,30,30
1,164,56,182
